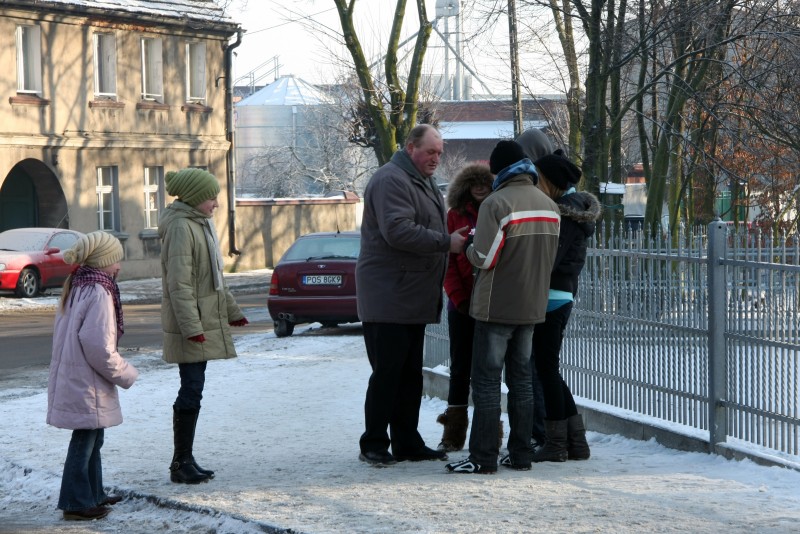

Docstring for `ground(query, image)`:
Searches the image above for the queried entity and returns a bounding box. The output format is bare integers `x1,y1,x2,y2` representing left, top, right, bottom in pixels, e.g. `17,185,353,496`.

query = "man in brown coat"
357,124,467,466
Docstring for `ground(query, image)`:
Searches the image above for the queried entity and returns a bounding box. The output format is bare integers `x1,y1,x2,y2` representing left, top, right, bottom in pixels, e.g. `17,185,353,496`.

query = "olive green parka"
158,201,244,364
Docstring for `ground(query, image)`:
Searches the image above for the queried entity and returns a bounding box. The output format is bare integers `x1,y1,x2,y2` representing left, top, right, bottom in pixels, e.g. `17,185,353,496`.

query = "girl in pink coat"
46,231,138,521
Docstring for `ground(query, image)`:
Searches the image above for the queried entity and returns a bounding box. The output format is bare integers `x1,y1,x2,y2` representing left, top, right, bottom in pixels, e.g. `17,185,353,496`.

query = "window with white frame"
141,37,163,101
143,166,164,229
16,25,42,94
186,42,206,102
93,33,117,98
96,167,120,231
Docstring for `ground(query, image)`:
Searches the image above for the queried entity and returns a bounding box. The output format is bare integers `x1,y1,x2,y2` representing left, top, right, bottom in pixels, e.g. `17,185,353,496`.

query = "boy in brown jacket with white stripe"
446,140,560,474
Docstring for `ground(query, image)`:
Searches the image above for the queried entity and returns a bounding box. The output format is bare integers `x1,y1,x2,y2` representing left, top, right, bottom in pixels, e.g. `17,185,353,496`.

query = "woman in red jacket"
436,163,493,451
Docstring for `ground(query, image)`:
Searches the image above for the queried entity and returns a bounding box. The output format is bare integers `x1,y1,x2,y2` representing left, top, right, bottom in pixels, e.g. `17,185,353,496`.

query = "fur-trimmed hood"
446,163,494,212
559,191,602,223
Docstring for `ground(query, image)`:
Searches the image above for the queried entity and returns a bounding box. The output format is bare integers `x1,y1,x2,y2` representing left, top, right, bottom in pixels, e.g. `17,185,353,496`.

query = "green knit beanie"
165,168,220,207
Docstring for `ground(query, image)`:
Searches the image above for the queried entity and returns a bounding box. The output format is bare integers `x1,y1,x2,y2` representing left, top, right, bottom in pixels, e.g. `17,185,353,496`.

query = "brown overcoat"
356,150,450,324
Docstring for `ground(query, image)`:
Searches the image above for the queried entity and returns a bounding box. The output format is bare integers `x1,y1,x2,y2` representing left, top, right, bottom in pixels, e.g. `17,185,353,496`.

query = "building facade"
0,0,240,279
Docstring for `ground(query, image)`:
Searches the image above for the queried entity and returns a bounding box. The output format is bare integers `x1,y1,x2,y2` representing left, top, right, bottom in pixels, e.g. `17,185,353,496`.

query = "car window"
283,236,361,261
0,231,48,251
48,232,79,251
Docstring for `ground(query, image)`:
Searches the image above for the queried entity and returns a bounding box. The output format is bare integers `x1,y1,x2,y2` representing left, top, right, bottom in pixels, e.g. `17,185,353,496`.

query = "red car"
267,231,360,337
0,228,85,298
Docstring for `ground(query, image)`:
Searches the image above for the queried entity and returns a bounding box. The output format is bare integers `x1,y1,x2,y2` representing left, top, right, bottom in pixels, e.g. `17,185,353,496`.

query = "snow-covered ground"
1,278,800,533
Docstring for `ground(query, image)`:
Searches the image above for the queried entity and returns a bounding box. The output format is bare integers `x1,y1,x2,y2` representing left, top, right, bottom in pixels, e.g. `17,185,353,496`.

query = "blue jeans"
468,320,535,467
58,429,108,511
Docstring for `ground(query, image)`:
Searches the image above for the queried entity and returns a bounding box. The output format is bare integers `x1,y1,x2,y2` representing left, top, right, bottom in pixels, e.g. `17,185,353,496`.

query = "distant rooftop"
237,76,333,107
13,0,237,26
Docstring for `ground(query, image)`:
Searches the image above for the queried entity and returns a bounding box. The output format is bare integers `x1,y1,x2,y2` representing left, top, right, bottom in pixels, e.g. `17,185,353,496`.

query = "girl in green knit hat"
158,168,249,484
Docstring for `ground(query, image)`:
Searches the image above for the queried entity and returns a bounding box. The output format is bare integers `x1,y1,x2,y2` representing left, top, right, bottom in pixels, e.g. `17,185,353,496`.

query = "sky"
224,0,530,97
1,278,800,532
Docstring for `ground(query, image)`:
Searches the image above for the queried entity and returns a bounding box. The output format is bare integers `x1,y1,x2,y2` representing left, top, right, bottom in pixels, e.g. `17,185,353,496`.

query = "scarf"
70,265,124,336
204,218,224,292
492,159,537,190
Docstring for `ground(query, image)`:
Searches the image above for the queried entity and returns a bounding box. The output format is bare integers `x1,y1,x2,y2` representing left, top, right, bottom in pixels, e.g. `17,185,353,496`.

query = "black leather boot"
567,413,591,460
532,419,568,462
187,408,215,478
170,407,211,484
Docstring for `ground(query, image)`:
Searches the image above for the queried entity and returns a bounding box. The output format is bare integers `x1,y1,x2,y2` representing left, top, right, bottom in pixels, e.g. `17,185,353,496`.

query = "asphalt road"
0,293,273,373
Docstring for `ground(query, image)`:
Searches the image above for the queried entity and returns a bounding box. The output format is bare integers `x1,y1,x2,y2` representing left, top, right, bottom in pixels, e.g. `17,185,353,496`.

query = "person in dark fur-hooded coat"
528,149,602,464
436,163,494,452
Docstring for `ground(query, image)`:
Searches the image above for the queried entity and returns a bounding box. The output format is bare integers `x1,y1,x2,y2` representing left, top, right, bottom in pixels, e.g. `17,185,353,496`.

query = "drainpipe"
224,29,243,256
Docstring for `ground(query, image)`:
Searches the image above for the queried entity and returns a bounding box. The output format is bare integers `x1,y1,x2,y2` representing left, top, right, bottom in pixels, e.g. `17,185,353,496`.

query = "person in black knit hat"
528,148,601,463
446,140,561,474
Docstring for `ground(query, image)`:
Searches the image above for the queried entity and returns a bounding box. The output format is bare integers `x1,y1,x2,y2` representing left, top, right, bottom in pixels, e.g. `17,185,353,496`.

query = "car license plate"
303,275,342,285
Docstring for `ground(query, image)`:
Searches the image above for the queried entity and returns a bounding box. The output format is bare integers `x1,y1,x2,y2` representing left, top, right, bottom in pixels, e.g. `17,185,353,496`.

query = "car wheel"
274,319,295,338
15,268,40,298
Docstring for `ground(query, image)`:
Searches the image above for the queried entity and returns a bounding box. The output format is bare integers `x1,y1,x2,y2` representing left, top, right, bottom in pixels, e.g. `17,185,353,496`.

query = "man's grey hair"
405,124,440,148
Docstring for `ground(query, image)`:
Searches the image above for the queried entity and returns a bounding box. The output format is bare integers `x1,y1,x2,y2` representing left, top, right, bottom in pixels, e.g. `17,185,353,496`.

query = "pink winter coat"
47,284,138,430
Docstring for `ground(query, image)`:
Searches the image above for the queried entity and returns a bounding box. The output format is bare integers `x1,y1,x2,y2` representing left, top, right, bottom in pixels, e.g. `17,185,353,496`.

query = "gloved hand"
188,334,206,343
229,318,249,327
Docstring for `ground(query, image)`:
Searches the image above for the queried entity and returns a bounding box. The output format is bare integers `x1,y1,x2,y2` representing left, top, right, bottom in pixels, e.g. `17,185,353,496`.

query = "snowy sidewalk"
1,320,800,533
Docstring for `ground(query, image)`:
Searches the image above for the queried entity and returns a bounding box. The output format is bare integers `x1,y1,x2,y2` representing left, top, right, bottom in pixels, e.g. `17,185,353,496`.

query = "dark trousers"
532,302,578,421
360,322,426,456
531,359,547,443
175,361,207,411
58,429,107,511
447,309,475,406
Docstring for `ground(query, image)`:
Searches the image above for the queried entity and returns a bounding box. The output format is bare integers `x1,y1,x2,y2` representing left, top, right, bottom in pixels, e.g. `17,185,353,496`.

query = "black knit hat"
534,149,582,189
489,140,526,174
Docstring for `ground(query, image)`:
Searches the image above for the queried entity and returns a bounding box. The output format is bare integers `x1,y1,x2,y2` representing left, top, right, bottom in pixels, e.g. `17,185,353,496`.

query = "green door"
0,170,38,231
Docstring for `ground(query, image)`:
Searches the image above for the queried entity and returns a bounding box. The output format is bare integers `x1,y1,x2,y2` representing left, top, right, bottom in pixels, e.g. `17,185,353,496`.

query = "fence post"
707,220,728,448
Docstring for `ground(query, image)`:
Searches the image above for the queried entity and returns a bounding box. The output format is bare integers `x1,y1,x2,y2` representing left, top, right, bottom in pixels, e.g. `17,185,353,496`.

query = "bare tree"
333,0,434,165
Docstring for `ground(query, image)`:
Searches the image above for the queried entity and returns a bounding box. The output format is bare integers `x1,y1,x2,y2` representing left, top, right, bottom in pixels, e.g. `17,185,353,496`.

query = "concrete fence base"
422,368,799,471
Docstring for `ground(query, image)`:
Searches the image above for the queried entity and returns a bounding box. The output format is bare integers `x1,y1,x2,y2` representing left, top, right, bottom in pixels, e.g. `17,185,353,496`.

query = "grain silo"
235,75,335,197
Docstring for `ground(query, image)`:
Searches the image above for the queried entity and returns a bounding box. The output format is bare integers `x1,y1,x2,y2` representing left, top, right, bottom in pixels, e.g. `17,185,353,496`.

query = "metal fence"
424,221,800,463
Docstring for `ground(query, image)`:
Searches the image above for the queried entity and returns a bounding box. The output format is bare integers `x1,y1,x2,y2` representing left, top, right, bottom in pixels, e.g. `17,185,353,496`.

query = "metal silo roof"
237,75,333,106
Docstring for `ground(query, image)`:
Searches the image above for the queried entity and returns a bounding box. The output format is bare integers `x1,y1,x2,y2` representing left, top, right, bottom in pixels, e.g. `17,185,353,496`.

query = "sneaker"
445,457,497,474
359,450,397,467
63,506,110,521
500,454,531,471
394,446,448,462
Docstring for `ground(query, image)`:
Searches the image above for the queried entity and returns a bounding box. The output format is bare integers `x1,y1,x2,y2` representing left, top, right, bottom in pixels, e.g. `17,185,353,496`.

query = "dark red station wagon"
267,231,361,337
